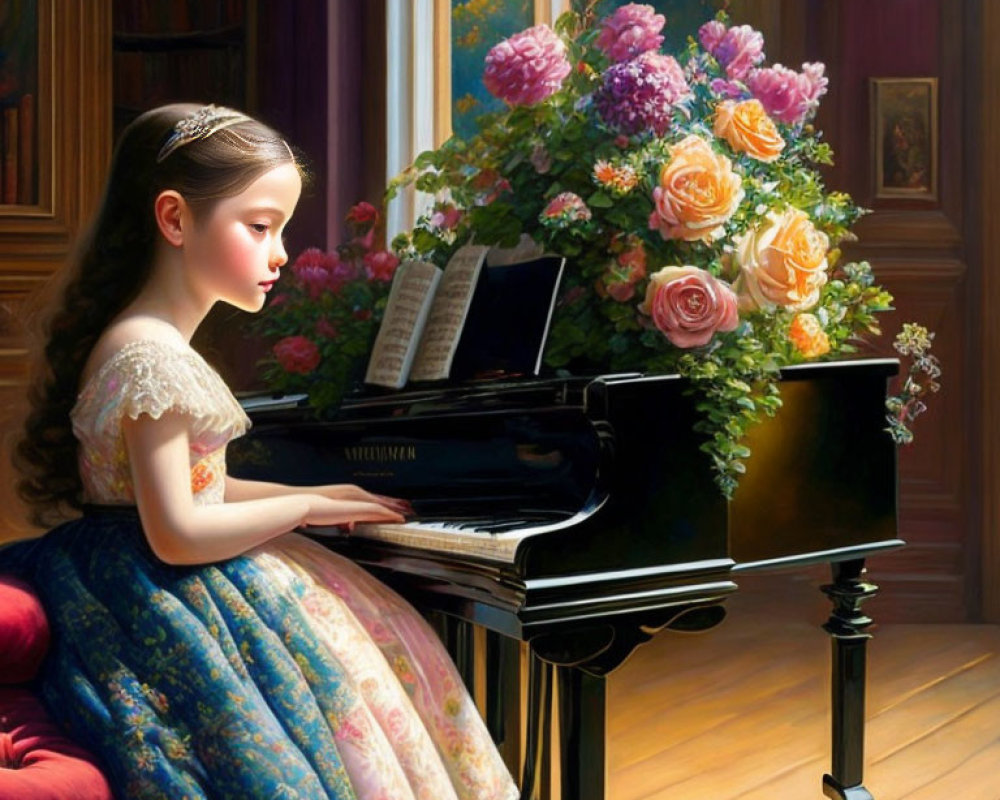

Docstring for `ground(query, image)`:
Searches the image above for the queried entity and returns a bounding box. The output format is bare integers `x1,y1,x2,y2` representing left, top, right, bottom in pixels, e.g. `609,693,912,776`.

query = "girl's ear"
154,190,187,247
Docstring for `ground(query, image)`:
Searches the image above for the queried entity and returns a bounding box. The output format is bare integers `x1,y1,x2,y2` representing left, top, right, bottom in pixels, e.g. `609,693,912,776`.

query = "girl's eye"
249,223,269,234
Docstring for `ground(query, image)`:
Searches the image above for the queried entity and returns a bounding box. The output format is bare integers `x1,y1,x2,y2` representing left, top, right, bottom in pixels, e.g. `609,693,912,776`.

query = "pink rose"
639,265,739,348
596,3,666,63
273,336,321,375
483,25,571,106
747,62,828,126
363,250,400,282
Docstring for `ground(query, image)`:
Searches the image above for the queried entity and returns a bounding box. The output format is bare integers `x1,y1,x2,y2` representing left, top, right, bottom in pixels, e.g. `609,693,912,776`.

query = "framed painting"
871,77,939,201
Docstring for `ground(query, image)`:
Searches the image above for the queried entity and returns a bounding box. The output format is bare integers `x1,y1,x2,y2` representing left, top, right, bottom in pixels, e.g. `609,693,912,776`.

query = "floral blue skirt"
0,510,517,800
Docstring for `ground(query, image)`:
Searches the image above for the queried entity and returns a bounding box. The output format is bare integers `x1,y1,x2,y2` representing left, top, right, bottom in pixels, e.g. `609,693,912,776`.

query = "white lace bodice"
70,339,251,506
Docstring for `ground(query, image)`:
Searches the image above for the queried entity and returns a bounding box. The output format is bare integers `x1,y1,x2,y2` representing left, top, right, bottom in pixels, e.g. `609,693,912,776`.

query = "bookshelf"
112,0,257,138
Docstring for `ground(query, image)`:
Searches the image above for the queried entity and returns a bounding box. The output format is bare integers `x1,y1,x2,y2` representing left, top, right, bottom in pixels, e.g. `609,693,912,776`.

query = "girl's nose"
271,240,288,269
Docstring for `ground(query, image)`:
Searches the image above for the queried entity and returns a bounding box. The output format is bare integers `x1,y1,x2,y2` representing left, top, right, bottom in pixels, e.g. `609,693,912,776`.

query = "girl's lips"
259,280,277,292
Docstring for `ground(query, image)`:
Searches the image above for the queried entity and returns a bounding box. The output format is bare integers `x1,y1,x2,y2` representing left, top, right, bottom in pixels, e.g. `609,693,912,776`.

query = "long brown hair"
15,103,301,525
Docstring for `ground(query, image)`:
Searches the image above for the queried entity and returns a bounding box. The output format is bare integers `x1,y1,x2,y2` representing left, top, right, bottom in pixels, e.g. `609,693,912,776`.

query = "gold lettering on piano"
343,445,418,463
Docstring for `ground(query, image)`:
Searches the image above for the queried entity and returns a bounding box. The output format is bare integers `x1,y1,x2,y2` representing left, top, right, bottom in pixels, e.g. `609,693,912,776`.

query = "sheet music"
409,244,489,381
364,261,442,388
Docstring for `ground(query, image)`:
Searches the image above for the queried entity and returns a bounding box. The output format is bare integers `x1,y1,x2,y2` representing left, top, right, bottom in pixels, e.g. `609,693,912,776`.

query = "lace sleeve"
71,339,251,444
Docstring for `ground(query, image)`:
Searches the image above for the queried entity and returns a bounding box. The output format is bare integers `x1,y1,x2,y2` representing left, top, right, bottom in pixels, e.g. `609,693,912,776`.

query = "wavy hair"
15,103,301,525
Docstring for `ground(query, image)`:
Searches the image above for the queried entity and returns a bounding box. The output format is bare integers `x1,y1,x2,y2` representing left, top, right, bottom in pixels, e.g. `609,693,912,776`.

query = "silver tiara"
156,105,251,163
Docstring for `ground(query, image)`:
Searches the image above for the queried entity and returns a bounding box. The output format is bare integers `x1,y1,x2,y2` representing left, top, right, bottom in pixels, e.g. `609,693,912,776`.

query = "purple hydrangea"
595,3,666,63
594,52,691,136
483,25,571,107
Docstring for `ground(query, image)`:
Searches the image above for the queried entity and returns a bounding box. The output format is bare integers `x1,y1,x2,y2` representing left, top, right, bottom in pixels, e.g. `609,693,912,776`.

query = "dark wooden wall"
771,0,973,622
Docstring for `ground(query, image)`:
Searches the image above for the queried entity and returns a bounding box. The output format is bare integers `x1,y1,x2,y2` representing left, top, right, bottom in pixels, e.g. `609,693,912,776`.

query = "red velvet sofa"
0,575,113,800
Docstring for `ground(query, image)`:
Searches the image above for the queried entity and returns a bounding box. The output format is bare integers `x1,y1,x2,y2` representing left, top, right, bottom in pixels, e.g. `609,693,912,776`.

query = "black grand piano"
230,358,900,800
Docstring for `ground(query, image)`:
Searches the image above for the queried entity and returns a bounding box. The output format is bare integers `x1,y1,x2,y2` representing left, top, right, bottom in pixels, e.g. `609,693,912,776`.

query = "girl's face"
185,162,302,312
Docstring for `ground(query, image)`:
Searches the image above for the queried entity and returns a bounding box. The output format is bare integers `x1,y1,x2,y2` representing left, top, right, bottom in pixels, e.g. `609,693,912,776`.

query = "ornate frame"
870,77,939,202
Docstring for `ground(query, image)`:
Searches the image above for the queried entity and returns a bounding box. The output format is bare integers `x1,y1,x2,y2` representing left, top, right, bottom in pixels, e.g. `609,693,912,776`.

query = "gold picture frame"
871,77,938,201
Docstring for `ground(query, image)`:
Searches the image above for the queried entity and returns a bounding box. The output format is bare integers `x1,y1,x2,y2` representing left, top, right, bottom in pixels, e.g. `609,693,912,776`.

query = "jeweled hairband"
156,105,252,163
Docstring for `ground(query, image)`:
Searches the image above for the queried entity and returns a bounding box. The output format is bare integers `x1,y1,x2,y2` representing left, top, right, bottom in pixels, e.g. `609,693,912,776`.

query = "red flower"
273,335,321,375
364,250,400,282
292,248,338,299
346,201,379,226
316,318,339,339
353,308,373,321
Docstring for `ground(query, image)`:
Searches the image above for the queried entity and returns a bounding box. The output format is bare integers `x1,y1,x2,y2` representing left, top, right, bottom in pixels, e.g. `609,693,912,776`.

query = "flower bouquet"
253,202,400,409
384,2,937,496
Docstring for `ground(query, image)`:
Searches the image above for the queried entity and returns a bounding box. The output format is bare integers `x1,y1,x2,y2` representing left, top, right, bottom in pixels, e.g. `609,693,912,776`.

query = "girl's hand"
322,484,414,517
303,497,406,531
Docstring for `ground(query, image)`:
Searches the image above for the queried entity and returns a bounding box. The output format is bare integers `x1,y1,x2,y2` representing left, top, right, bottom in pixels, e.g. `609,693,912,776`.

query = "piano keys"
229,357,900,800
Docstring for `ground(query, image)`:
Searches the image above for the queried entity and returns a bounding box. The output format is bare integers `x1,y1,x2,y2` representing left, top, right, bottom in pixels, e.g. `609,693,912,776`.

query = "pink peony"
698,20,727,54
596,3,666,63
639,266,739,348
483,25,571,107
747,62,828,126
363,249,400,282
292,248,337,299
594,51,691,136
714,24,765,80
273,335,321,374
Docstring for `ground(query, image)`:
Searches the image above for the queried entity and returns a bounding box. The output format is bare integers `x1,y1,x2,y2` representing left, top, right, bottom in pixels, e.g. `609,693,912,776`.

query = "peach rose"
734,208,829,312
788,312,831,358
713,99,785,163
639,265,739,348
648,134,744,242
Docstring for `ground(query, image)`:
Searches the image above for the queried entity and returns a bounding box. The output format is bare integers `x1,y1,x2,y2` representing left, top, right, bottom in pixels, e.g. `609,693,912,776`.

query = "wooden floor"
606,569,1000,800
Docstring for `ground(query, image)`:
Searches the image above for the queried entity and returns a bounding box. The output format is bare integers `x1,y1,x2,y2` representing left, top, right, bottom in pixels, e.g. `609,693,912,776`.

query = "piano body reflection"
230,358,900,800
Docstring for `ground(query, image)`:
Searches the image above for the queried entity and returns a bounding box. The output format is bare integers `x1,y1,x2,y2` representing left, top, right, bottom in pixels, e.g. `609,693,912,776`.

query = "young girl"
2,103,519,800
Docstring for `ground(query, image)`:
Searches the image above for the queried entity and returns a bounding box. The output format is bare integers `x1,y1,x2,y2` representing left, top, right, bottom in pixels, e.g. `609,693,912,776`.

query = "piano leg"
520,652,552,800
556,665,606,800
518,656,607,800
821,558,878,800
